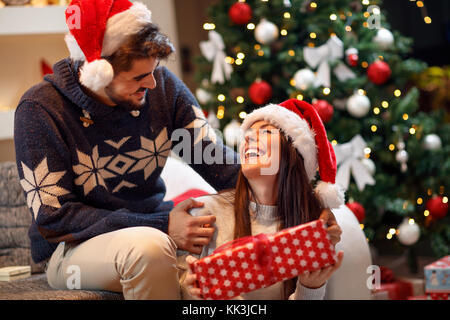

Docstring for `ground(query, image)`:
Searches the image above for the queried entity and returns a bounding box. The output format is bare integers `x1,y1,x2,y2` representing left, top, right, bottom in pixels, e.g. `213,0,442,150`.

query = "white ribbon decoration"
199,31,233,84
334,134,375,191
303,35,356,88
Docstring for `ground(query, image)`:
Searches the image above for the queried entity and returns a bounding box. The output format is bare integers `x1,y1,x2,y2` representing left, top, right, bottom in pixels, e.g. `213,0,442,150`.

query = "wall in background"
0,0,181,163
174,0,211,92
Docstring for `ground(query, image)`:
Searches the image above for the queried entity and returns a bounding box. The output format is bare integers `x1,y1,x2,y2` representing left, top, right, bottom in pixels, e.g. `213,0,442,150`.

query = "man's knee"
114,227,178,274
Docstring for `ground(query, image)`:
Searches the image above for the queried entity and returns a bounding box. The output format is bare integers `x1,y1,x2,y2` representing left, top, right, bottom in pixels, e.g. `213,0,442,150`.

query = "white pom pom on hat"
79,59,114,92
64,0,152,91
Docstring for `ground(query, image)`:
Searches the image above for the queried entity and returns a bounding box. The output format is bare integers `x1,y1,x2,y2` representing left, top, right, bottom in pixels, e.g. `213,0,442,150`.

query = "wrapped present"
427,292,449,300
424,255,450,294
189,219,337,300
371,267,424,300
407,295,428,300
372,281,414,300
397,277,425,297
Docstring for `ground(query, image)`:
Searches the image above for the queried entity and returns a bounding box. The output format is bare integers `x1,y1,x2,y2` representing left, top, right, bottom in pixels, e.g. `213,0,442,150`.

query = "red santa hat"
241,98,345,209
64,0,152,91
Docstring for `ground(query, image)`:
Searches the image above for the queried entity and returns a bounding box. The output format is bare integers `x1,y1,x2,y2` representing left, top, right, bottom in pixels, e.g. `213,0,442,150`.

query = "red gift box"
427,292,449,300
373,281,414,300
189,219,337,300
407,295,428,300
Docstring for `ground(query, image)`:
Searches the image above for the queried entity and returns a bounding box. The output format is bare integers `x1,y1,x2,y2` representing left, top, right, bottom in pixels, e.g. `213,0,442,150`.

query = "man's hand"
168,198,216,254
319,208,342,246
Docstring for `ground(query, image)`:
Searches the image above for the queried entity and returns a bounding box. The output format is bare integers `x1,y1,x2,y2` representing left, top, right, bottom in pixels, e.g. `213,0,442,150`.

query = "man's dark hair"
105,23,175,74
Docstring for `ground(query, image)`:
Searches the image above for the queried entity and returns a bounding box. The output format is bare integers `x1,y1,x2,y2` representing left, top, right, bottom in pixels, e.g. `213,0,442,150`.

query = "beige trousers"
45,226,181,300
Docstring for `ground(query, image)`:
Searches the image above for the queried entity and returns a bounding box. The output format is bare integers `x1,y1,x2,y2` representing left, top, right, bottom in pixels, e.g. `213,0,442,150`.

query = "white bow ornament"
334,134,375,191
200,31,233,84
303,35,356,88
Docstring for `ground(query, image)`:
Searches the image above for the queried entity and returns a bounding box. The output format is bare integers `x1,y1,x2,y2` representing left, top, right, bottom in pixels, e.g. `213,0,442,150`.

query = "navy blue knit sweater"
14,58,240,263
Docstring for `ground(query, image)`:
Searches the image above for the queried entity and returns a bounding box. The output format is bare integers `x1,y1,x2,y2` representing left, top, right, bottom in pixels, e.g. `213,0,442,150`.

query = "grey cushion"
0,162,45,273
0,162,27,207
0,274,123,300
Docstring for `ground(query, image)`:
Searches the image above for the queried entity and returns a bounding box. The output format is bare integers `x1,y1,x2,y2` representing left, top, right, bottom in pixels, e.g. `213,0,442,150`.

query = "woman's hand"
183,255,202,299
319,208,342,246
298,251,344,289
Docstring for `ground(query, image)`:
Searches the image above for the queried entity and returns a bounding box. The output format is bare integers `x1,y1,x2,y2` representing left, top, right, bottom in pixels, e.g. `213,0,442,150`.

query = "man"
14,0,239,299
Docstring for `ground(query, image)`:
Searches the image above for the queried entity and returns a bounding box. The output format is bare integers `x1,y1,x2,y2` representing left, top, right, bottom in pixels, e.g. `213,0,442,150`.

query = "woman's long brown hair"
233,132,324,299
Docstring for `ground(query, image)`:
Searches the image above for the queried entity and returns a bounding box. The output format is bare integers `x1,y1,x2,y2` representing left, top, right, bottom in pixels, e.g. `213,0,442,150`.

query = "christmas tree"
194,0,449,268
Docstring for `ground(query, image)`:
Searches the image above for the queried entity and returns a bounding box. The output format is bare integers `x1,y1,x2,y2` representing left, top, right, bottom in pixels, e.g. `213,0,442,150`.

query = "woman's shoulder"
196,189,235,207
190,189,235,216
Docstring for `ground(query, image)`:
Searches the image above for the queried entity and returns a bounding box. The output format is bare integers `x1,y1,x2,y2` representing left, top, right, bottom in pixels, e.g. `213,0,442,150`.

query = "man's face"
104,56,159,111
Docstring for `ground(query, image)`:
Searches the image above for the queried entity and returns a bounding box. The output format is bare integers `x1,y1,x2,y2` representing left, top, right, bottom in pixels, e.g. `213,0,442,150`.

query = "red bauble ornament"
346,201,366,223
248,80,272,105
228,2,252,25
367,60,391,85
347,54,359,67
426,196,448,220
312,100,334,124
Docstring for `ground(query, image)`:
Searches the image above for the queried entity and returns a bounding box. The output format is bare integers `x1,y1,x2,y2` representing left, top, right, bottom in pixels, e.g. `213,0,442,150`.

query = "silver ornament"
293,68,316,90
255,19,279,45
423,134,442,151
347,93,371,118
395,150,409,163
397,219,420,246
373,28,394,50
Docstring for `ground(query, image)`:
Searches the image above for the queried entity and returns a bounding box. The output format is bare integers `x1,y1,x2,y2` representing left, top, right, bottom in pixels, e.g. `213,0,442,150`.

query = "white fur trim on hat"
65,34,86,61
314,181,345,209
241,104,318,181
102,2,152,56
79,59,114,92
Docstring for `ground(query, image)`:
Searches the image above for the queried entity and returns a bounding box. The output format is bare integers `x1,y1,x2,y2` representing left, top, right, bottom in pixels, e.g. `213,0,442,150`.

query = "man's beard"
104,86,147,112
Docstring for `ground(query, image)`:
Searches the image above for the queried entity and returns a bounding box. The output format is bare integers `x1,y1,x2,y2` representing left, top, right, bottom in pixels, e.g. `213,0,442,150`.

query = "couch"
0,157,373,300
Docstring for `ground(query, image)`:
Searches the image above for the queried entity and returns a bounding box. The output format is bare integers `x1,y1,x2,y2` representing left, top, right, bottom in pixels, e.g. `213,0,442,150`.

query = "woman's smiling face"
240,120,281,179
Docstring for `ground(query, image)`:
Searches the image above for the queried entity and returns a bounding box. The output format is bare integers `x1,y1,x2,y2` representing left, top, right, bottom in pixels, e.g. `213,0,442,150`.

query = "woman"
179,99,345,300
